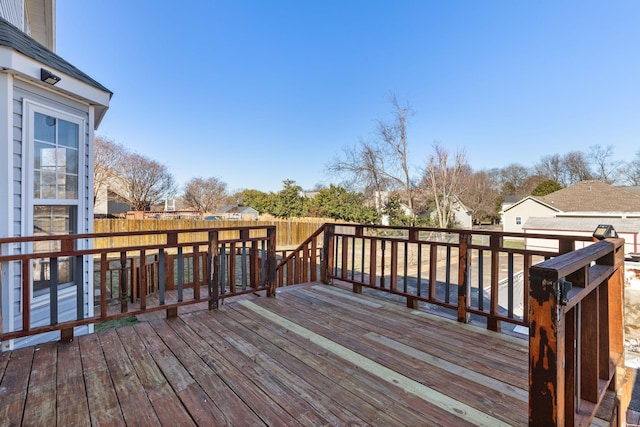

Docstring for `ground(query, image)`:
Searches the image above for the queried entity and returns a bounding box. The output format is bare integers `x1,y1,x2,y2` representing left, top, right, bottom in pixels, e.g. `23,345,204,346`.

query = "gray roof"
524,216,640,233
536,180,640,212
0,17,111,94
619,186,640,196
218,205,258,214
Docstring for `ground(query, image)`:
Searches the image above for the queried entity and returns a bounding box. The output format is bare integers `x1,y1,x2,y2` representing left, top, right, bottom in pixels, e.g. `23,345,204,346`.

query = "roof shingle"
537,180,640,212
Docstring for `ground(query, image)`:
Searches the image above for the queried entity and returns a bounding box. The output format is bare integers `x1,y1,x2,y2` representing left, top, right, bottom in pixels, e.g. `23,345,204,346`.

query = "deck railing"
529,237,625,426
279,223,594,331
0,226,277,343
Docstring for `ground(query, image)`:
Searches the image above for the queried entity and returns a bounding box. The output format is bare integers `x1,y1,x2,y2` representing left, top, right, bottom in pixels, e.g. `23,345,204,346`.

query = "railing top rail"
529,237,624,280
277,224,327,267
0,225,277,244
330,223,594,242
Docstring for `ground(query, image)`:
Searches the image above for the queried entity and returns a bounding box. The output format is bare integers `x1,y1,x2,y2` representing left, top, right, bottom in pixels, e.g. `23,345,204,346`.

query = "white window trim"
22,100,87,305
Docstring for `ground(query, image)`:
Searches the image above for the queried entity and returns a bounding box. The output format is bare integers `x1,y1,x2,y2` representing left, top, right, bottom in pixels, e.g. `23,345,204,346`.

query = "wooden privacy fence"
279,223,595,331
94,218,330,248
528,237,626,426
0,225,277,342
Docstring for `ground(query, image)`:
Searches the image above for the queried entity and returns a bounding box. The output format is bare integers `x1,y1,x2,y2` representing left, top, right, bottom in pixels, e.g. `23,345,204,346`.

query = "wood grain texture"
0,281,620,426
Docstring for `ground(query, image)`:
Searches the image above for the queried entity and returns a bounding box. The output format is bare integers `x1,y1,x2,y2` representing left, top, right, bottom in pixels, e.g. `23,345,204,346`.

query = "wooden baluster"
119,252,127,313
458,232,471,323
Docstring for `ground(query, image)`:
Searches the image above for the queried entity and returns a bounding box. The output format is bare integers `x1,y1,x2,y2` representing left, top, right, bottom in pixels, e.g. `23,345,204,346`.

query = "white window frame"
515,216,522,225
23,100,86,305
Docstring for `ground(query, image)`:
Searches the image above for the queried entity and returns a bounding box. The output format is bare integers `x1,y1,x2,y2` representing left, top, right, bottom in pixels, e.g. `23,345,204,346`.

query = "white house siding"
523,217,640,257
502,198,557,233
0,0,25,32
2,81,94,350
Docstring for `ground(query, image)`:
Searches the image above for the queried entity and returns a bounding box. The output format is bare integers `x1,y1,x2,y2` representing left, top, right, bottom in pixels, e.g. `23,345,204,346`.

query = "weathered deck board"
1,347,34,426
266,288,527,425
2,282,536,426
22,342,57,426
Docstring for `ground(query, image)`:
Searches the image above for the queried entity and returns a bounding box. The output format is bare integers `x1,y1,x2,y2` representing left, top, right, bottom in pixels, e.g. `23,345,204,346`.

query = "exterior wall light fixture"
41,68,61,85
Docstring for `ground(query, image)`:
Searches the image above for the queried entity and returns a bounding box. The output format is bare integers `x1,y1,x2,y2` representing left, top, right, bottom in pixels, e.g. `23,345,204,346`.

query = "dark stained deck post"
457,232,471,323
266,226,277,297
208,230,220,310
321,224,335,284
528,274,564,426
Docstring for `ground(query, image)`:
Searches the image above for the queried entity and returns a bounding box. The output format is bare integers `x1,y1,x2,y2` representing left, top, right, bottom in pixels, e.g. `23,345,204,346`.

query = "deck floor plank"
270,288,528,425
98,328,162,426
303,285,529,374
0,347,35,426
189,316,364,425
199,305,404,426
115,325,196,426
303,285,530,386
132,321,232,426
56,339,90,426
0,345,11,382
21,342,57,426
78,332,126,426
222,297,479,426
3,283,541,426
146,319,269,426
164,316,307,427
247,291,522,425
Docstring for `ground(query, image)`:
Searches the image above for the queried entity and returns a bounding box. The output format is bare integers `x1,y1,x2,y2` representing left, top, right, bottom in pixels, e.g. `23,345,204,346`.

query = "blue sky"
56,1,640,193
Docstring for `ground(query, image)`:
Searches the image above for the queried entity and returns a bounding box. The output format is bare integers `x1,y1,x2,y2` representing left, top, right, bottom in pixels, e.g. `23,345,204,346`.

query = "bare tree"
589,144,622,184
421,144,469,228
563,150,592,185
459,170,501,224
498,163,531,196
183,177,229,213
93,136,125,203
328,94,416,223
117,153,177,211
534,154,563,184
328,139,391,201
376,95,416,221
623,151,640,186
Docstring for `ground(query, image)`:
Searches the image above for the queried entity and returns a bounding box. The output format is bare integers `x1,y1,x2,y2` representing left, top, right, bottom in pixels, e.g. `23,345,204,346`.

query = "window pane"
65,147,78,174
52,206,73,232
38,171,56,199
60,175,78,199
33,205,50,234
34,113,55,142
33,171,41,198
58,120,79,148
38,145,57,170
32,206,76,298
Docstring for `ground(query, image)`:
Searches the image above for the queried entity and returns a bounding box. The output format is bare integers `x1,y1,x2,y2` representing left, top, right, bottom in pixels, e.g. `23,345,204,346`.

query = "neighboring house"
502,180,640,255
502,197,559,233
499,195,520,224
426,195,473,229
216,205,259,220
0,1,112,349
94,170,131,215
448,196,473,229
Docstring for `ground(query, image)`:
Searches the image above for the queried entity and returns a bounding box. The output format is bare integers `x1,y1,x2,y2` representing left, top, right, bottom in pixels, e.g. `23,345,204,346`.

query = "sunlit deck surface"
1,282,532,426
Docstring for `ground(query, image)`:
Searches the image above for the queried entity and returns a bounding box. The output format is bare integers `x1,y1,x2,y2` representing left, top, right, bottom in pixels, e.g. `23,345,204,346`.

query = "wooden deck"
0,282,532,426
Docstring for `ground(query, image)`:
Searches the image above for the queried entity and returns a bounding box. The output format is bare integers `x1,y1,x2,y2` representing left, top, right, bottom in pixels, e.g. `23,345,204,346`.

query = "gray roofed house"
502,181,640,255
216,205,259,220
0,2,112,350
